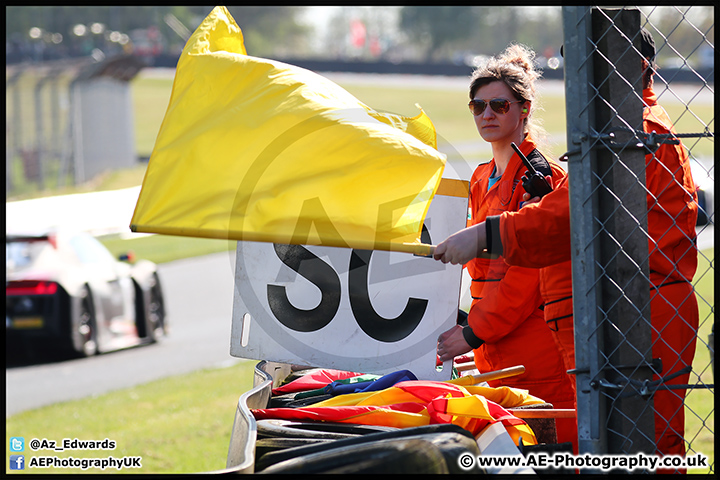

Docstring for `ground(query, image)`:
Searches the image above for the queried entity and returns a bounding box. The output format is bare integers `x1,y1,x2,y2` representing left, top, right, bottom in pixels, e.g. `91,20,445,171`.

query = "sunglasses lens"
490,99,511,114
469,100,487,115
469,99,513,115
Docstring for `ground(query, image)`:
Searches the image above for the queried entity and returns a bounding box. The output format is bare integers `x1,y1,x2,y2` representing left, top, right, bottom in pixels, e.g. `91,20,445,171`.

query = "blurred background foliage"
5,6,714,68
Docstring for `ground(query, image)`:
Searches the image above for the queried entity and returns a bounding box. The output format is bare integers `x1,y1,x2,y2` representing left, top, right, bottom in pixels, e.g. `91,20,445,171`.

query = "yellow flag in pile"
130,6,446,254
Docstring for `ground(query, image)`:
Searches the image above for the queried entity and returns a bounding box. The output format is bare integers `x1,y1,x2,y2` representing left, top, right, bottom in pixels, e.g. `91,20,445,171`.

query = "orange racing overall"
464,136,576,446
489,87,699,463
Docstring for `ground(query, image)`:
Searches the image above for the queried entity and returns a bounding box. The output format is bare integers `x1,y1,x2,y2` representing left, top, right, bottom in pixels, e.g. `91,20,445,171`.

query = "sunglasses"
468,98,523,116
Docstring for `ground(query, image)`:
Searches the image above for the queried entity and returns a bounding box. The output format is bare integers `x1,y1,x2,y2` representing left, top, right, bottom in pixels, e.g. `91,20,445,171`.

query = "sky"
300,7,340,34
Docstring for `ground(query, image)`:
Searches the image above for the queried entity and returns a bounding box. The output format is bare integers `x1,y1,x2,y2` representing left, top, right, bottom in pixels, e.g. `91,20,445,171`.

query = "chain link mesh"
563,5,713,474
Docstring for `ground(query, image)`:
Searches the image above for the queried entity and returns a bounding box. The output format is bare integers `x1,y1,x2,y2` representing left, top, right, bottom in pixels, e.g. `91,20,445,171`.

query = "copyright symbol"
30,438,40,450
458,452,475,470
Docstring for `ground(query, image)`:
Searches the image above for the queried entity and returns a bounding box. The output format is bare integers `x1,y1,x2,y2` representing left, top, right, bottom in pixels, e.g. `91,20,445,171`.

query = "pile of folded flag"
252,368,544,446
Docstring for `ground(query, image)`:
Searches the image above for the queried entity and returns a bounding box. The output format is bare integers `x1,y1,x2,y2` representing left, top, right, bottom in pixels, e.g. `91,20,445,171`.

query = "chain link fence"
5,55,143,198
562,6,713,473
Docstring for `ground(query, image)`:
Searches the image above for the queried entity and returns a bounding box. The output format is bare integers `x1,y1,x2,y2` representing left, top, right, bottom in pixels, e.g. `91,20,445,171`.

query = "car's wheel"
76,287,98,357
146,272,166,341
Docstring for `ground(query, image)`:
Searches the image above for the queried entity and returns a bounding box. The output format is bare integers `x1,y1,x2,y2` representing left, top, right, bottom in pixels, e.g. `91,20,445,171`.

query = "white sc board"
230,178,468,380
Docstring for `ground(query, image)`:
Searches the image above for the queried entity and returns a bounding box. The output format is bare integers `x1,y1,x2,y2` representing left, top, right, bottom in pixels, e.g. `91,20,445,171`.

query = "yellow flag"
130,6,446,254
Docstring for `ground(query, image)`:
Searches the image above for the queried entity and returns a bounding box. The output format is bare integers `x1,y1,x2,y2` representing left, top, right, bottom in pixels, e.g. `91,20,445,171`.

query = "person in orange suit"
434,28,699,471
435,43,577,449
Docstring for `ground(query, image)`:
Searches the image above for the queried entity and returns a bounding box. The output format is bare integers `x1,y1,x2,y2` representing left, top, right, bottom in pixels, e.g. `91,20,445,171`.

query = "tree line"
5,6,713,67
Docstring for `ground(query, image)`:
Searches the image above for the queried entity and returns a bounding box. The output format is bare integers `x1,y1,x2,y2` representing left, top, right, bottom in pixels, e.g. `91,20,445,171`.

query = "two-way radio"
510,142,553,199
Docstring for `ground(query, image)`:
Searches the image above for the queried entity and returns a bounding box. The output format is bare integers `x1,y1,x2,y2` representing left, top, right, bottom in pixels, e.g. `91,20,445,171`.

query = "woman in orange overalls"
435,44,576,447
435,29,699,472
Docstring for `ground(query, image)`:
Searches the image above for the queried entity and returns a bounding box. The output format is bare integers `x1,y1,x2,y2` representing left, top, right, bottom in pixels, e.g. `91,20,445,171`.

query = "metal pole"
50,71,62,187
71,79,85,185
591,7,654,456
7,66,25,193
34,68,50,191
562,5,606,458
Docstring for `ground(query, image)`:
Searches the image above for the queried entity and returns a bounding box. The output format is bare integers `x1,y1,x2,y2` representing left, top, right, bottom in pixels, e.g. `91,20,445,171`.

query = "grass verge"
685,247,715,474
5,360,256,474
99,233,235,265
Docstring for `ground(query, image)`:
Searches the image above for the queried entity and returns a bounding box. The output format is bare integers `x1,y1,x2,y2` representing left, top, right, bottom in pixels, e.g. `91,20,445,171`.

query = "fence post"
591,7,655,455
7,67,25,193
70,79,85,185
34,69,48,191
562,5,606,458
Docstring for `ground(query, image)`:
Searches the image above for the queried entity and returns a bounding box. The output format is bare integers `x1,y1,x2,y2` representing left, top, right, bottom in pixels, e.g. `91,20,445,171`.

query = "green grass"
343,84,481,142
6,163,151,202
99,233,235,265
10,70,713,198
661,103,714,159
5,360,256,474
131,76,174,157
333,81,571,162
685,247,715,474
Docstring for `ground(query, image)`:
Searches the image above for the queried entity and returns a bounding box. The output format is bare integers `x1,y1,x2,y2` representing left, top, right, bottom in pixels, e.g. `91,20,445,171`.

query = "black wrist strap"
486,215,504,256
462,325,485,349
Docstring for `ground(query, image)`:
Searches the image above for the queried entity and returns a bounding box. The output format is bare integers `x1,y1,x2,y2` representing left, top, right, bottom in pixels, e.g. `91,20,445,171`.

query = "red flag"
271,369,363,396
254,380,538,445
253,402,429,427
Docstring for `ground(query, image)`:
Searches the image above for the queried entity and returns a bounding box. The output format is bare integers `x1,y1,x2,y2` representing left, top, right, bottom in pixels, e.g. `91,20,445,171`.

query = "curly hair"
469,43,547,144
